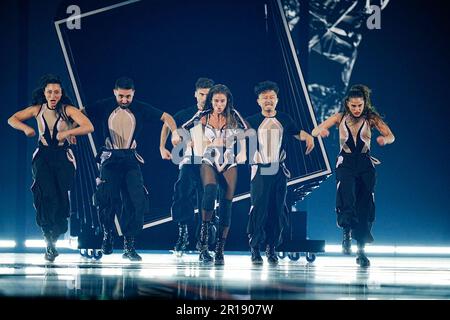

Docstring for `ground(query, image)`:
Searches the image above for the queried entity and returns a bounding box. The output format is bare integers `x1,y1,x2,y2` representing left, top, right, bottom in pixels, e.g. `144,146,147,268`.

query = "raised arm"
56,105,94,141
372,116,395,146
159,123,172,160
8,105,40,137
311,112,342,138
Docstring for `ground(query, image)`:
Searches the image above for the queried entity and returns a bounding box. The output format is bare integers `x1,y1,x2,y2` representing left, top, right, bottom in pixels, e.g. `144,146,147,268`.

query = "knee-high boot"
198,221,213,263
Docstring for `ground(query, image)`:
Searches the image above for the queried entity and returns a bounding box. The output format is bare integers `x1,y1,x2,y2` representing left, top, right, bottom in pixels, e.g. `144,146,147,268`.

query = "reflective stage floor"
0,251,449,300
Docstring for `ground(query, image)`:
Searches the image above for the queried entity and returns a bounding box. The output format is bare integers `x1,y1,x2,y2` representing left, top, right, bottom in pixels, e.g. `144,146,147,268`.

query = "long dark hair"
204,84,238,128
341,84,382,125
31,74,73,121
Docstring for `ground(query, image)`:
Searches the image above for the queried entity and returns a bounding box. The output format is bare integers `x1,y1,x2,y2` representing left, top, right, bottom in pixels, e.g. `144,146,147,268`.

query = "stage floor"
0,251,449,300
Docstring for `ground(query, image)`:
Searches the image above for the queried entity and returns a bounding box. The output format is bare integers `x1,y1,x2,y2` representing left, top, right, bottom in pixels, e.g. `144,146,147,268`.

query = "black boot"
50,232,59,257
250,246,263,265
44,232,58,262
342,228,352,255
356,242,370,267
174,223,189,257
214,237,226,265
265,244,278,265
102,230,114,255
198,222,213,263
123,236,142,261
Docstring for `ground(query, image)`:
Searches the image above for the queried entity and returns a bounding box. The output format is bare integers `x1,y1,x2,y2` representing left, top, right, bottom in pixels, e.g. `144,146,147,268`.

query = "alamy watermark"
170,126,285,176
366,0,390,30
66,5,81,30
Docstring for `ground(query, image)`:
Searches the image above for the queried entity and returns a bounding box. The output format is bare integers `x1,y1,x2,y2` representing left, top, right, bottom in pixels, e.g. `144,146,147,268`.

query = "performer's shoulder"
177,106,197,117
245,112,262,121
133,99,153,108
275,111,291,119
96,96,115,104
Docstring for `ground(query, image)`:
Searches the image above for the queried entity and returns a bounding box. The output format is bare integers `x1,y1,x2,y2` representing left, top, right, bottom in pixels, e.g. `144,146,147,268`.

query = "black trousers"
336,152,376,244
95,150,146,237
247,165,289,248
31,145,75,238
171,164,203,224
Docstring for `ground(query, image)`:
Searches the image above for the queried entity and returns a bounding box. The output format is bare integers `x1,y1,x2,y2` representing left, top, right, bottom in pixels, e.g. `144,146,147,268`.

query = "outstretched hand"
305,135,315,155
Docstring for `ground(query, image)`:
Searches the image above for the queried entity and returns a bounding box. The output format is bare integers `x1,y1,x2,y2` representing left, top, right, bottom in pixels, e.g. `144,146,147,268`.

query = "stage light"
24,239,78,249
325,245,450,255
0,240,16,248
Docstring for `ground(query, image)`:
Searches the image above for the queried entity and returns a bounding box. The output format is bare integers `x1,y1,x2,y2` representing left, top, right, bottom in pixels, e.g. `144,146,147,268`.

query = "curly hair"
342,84,382,125
31,74,73,121
254,80,279,96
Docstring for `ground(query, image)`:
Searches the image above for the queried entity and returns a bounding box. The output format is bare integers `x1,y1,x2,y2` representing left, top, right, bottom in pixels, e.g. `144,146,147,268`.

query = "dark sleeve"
283,113,301,137
182,109,207,130
141,102,164,122
173,109,186,127
84,99,108,148
84,99,103,122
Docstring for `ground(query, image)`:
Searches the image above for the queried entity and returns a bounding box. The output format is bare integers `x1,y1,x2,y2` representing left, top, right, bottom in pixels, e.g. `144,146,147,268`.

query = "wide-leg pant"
247,165,289,248
31,145,75,238
335,152,376,244
171,164,203,223
95,150,146,237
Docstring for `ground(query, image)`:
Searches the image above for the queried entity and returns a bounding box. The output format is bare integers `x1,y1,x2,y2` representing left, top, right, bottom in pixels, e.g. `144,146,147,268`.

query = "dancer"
8,74,94,261
312,84,395,267
87,77,180,261
183,84,247,265
159,77,214,256
246,80,314,265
